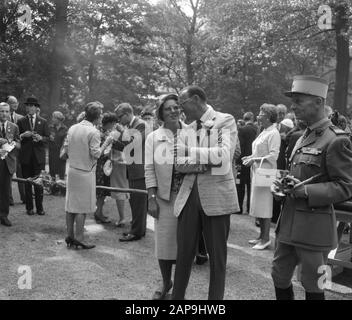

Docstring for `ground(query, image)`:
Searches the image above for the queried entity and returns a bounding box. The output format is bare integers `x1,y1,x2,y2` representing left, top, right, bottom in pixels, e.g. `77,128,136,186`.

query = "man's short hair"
0,102,10,109
6,95,17,103
114,102,133,114
243,112,254,122
260,103,278,123
85,101,102,122
183,85,207,103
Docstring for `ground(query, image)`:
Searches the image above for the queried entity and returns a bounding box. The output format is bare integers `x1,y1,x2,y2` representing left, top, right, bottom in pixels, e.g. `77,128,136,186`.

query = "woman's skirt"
154,192,178,260
110,161,130,200
65,166,96,214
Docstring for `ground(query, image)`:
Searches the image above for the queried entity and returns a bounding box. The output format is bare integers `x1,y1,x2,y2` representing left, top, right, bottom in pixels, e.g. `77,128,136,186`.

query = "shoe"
72,239,95,250
9,200,14,206
37,210,45,216
119,234,141,242
248,239,261,245
152,281,173,300
65,236,74,248
195,254,208,265
255,219,260,228
275,285,294,300
252,240,271,250
94,214,110,224
0,217,12,227
232,211,242,215
26,210,35,216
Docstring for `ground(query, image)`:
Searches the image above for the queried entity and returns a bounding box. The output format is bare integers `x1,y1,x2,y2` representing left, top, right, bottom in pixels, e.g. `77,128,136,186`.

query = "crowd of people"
1,76,352,300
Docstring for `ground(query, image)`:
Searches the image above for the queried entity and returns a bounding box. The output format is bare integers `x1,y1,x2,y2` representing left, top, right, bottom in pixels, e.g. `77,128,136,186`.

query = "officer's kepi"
285,75,329,99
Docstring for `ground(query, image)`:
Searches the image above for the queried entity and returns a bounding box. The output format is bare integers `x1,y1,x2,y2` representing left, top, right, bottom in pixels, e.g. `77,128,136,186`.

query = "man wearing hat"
17,97,50,216
271,75,352,300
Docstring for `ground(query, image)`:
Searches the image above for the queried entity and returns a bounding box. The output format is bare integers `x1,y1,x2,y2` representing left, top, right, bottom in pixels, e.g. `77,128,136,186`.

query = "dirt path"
1,186,351,300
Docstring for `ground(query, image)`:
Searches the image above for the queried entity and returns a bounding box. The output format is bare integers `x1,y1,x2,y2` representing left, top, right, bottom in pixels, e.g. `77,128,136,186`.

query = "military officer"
271,75,352,300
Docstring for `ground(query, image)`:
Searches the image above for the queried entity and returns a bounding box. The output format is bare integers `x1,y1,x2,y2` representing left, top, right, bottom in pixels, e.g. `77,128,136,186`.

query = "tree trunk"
333,2,350,114
47,0,69,114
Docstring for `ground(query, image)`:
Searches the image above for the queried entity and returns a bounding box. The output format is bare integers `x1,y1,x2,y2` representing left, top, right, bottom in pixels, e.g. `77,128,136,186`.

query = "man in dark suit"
0,102,21,226
17,97,50,216
272,104,291,223
113,103,147,242
7,95,25,205
237,112,258,214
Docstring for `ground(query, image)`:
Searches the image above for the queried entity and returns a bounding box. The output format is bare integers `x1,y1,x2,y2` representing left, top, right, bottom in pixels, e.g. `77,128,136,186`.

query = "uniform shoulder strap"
329,125,347,135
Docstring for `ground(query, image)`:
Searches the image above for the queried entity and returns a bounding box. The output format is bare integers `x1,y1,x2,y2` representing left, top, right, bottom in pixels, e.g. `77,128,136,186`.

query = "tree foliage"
0,0,351,121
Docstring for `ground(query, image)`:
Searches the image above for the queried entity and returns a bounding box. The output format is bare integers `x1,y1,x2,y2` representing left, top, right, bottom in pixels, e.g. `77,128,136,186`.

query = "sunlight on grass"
84,221,106,234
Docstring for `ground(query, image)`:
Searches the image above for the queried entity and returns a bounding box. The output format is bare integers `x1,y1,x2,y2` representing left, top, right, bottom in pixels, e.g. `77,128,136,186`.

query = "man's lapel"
295,133,317,150
290,120,330,161
34,116,41,131
130,117,138,129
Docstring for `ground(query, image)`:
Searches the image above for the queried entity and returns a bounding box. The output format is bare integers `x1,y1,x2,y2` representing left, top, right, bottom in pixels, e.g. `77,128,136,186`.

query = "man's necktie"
196,120,202,144
1,123,5,138
302,127,312,140
11,113,14,123
30,115,34,130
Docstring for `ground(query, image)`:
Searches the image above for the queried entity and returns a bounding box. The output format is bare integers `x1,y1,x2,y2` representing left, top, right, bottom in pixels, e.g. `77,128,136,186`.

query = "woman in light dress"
145,93,185,300
110,131,130,227
64,102,113,249
242,103,281,250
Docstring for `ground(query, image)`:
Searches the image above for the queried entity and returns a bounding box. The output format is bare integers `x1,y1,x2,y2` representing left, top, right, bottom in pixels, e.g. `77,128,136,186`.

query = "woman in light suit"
145,93,184,299
242,104,280,250
64,102,112,249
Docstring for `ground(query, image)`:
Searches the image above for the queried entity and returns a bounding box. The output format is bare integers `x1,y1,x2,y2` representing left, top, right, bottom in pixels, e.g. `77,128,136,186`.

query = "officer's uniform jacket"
276,118,352,251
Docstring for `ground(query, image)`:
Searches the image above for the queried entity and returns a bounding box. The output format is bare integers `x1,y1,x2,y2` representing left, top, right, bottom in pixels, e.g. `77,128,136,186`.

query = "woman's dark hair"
85,101,102,122
156,93,178,121
102,112,118,126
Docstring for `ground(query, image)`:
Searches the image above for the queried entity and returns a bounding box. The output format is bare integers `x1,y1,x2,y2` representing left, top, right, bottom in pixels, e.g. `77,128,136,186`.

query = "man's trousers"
172,180,230,300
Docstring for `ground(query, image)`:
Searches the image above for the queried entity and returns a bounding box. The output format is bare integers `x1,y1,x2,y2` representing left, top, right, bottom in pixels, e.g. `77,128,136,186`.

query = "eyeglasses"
178,97,193,108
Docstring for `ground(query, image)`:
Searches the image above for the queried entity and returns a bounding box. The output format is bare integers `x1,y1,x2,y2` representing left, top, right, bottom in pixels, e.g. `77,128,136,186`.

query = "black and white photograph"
0,0,352,304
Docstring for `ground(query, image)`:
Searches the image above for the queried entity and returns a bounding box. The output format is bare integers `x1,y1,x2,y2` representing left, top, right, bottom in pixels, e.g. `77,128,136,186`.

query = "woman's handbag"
103,159,113,176
252,158,277,187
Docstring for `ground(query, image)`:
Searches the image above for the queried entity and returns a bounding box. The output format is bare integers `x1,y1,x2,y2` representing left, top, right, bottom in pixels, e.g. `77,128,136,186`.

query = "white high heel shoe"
248,239,261,245
252,240,271,250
